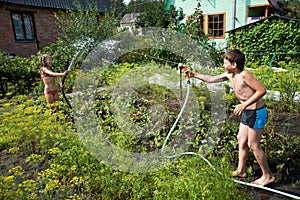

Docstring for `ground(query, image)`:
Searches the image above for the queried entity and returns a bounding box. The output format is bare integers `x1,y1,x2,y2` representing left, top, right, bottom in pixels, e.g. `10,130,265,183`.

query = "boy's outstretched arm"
189,71,228,83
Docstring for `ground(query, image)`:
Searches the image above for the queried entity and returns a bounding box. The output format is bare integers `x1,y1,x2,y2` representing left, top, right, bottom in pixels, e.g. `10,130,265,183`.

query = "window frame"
247,4,269,18
203,12,226,39
10,10,36,41
246,4,269,24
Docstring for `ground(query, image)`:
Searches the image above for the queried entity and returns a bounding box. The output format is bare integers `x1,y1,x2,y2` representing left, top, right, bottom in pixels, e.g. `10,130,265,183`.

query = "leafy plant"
0,52,39,98
275,68,300,111
0,93,251,199
55,4,119,44
228,17,300,66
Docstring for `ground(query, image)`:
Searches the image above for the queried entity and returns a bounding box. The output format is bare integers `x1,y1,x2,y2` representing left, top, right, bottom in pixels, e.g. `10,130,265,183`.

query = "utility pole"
232,0,236,29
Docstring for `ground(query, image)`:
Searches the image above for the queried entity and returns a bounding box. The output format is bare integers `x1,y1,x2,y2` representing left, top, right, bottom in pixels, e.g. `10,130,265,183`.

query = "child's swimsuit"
241,106,268,129
45,89,58,96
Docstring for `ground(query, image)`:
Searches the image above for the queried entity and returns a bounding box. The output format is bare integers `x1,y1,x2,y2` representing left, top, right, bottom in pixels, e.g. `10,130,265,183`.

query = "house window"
207,13,225,38
247,4,269,24
11,11,36,41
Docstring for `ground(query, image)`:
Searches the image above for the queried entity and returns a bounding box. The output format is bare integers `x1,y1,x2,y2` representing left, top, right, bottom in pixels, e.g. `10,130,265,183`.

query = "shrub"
0,52,39,98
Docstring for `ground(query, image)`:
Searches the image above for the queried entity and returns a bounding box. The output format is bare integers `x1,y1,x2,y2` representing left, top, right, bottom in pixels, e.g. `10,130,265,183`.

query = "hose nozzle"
178,63,184,70
178,63,191,78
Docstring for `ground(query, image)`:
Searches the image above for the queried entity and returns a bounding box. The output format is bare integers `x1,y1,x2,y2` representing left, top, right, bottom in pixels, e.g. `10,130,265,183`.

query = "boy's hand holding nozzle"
178,63,192,78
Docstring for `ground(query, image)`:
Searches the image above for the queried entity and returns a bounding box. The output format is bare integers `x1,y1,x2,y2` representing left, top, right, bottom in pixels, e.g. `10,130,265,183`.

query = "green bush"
0,40,79,99
0,52,39,98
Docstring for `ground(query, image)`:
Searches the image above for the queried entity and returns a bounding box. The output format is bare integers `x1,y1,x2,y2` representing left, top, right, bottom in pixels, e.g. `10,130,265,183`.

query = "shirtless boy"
187,49,275,186
40,54,68,108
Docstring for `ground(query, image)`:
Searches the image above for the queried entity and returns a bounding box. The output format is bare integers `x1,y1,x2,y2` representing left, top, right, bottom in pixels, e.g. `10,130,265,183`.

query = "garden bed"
273,111,300,136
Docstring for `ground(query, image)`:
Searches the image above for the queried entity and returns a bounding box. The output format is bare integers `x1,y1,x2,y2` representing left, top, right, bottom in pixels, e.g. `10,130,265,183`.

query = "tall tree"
181,1,224,65
55,5,119,44
182,2,206,40
127,0,148,13
135,1,184,30
112,0,127,18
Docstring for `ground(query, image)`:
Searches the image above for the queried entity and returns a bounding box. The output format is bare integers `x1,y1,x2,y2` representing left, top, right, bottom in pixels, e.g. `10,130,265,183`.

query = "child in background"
40,54,68,111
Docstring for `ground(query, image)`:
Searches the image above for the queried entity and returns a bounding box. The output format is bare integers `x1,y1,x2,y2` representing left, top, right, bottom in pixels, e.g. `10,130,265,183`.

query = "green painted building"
165,0,271,47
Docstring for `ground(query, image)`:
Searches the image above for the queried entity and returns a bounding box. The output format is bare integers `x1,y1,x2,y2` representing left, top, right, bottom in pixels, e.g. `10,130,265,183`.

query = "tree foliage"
112,0,127,18
135,1,184,30
55,4,119,44
129,1,224,66
127,0,152,13
279,0,300,19
182,2,206,40
181,2,224,66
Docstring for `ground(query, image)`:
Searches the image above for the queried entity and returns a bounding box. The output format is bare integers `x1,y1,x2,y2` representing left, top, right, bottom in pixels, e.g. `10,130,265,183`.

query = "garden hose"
160,66,300,200
161,77,191,153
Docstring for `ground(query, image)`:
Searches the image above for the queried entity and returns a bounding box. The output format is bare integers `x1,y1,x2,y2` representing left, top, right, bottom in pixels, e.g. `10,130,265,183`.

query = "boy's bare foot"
231,170,247,178
251,175,275,186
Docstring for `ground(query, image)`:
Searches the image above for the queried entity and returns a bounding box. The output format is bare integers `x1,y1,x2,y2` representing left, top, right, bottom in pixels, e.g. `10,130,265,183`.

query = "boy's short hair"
223,49,245,71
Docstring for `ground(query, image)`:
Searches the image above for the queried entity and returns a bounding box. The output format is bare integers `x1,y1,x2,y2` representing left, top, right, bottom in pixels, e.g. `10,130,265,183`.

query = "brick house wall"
0,3,60,57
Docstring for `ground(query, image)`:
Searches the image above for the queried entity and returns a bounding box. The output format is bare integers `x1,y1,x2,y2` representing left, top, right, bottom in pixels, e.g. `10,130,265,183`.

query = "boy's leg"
248,128,275,186
232,123,249,177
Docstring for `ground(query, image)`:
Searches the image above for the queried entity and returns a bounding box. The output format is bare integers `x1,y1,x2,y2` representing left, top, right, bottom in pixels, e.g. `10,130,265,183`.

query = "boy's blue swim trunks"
241,106,268,129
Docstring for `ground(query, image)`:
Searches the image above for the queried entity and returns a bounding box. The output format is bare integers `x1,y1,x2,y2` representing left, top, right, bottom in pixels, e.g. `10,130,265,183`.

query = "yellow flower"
9,166,24,176
45,179,60,191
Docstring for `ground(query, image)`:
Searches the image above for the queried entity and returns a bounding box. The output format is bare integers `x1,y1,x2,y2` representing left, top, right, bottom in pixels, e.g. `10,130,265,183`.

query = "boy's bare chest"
232,78,246,91
230,76,252,97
